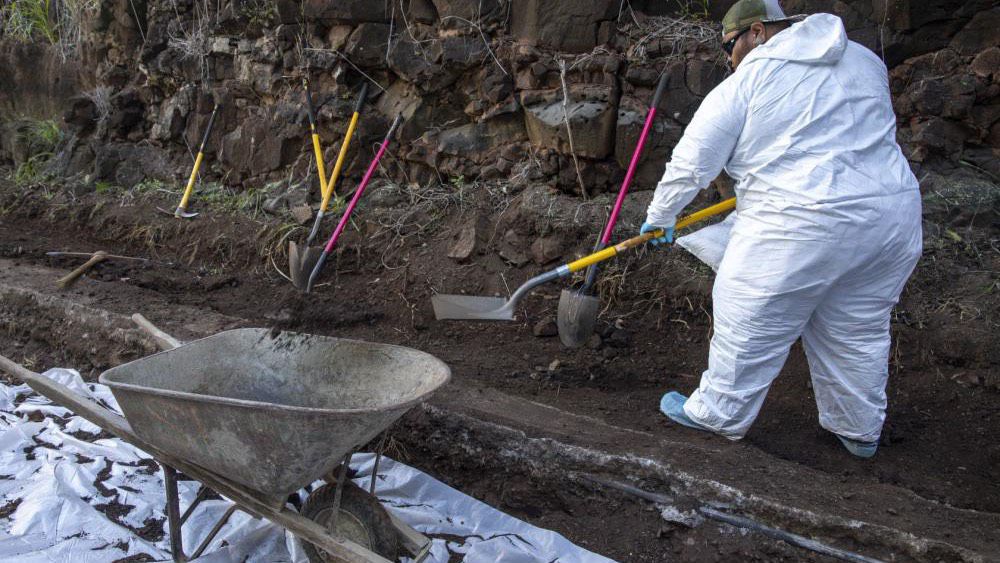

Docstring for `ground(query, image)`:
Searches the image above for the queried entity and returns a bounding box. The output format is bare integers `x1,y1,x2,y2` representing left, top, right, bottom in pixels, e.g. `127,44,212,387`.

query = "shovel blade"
288,242,324,290
288,241,304,289
557,289,600,348
431,294,514,321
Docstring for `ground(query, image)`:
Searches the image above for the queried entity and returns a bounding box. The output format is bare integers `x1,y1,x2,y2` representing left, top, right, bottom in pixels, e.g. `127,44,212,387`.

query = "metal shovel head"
431,294,514,321
557,288,600,348
288,241,324,290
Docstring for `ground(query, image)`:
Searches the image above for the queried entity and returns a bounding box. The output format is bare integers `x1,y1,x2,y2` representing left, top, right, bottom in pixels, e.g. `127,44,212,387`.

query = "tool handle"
47,252,147,262
674,197,736,230
303,79,319,129
303,79,330,202
581,72,671,292
319,112,358,212
131,313,182,351
651,71,669,110
198,104,220,152
176,104,219,214
177,152,204,213
353,82,369,114
565,198,736,274
599,79,667,247
57,251,108,289
304,251,329,293
321,114,402,254
319,81,369,210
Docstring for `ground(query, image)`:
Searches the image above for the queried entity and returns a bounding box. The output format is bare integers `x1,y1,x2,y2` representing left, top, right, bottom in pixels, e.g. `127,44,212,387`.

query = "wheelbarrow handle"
131,313,182,350
0,354,135,440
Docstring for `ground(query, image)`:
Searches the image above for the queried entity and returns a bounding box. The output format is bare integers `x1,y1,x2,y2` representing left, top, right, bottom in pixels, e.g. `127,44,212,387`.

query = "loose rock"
533,317,558,337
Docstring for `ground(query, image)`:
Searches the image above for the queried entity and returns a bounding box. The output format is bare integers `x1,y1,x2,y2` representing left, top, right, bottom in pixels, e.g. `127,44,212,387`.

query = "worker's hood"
742,13,848,66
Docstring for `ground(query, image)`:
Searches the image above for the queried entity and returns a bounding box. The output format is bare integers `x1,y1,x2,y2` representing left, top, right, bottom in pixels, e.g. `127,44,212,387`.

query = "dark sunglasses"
722,27,751,56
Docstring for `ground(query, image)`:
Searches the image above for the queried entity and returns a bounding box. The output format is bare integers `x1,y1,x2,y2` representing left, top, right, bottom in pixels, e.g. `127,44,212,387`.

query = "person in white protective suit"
641,0,923,458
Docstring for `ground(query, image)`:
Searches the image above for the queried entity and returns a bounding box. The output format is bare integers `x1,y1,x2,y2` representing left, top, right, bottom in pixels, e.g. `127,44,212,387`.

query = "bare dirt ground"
0,170,998,561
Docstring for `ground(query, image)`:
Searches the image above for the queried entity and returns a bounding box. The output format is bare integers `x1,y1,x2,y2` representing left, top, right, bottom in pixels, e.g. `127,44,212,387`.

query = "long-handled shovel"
557,72,668,347
431,198,736,321
304,114,403,293
171,104,220,219
304,78,330,203
289,83,369,289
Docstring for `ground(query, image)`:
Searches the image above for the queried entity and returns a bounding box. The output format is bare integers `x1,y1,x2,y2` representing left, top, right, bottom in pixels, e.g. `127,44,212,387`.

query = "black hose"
698,507,885,563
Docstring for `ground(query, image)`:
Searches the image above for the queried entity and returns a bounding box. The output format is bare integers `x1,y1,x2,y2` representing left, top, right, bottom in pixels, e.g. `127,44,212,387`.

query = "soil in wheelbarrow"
0,173,998,559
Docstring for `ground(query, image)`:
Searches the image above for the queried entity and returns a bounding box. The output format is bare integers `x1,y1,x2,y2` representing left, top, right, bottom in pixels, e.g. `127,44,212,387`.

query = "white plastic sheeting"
676,213,735,272
0,368,614,562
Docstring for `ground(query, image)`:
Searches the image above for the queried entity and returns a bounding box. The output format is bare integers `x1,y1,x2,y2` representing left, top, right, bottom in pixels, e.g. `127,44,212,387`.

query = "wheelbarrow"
0,316,451,563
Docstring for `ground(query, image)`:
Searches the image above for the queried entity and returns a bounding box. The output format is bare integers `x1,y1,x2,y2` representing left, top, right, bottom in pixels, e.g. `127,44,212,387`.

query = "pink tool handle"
322,115,402,253
601,108,657,245
599,72,669,245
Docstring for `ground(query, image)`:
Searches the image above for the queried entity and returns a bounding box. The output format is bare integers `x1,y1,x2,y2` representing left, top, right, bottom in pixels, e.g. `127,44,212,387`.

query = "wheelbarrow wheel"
301,481,400,562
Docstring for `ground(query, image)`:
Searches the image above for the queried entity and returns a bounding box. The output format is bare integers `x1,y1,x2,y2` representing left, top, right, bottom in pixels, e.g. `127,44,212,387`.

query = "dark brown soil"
0,176,997,560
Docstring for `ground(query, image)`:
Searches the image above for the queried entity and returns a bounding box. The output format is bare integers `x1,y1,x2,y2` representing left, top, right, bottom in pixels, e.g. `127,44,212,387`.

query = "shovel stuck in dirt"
304,113,403,293
557,72,669,348
431,198,737,321
289,83,369,289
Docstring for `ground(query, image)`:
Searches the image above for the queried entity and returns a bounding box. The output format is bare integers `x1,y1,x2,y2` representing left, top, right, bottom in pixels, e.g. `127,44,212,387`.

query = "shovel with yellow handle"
431,197,737,321
172,104,220,219
289,83,369,289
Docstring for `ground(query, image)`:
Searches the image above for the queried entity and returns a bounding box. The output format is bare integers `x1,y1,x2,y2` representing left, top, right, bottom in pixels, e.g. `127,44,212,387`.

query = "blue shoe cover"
836,434,878,458
659,392,709,432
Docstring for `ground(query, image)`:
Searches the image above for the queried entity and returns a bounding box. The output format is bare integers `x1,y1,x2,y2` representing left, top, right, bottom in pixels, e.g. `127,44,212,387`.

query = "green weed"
674,0,710,20
238,0,276,28
13,153,51,185
1,0,99,58
1,0,57,43
26,118,62,150
198,182,281,219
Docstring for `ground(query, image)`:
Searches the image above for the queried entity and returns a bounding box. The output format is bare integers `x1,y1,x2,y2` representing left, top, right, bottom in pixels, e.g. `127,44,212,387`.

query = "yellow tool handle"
311,128,329,199
319,110,360,212
177,152,204,211
565,197,737,273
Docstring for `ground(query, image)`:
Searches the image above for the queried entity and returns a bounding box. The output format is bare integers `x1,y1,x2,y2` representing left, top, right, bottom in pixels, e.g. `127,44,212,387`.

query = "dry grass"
617,5,719,62
0,0,99,59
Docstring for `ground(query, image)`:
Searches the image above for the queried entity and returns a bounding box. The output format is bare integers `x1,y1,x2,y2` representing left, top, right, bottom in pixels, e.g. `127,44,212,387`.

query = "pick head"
173,206,199,219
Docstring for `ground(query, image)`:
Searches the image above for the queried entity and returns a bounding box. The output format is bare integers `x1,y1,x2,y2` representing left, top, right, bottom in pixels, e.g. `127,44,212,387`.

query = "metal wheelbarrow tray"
100,328,449,508
0,324,450,563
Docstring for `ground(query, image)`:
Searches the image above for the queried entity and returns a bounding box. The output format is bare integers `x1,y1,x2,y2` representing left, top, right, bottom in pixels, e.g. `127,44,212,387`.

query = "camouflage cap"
721,0,804,36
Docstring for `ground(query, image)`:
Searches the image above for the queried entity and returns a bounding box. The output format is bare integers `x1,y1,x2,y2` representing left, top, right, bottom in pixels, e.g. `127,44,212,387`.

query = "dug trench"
0,175,998,562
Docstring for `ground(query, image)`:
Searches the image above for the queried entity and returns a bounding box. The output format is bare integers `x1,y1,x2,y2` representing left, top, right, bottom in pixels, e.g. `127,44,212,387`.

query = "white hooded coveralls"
646,14,922,443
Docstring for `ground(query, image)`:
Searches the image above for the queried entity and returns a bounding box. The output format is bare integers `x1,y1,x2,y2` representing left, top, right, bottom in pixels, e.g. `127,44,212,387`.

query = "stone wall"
1,0,997,195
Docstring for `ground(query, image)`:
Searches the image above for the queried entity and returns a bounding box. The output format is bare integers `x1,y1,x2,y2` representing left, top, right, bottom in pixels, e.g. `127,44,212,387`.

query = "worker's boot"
659,392,712,433
835,434,878,458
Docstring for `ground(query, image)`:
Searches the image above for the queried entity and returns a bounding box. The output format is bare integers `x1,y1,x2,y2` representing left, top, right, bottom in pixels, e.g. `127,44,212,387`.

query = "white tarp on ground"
0,368,614,562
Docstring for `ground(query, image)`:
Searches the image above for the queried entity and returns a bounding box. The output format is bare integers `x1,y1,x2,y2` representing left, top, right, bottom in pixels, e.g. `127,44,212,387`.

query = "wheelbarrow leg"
162,464,187,562
330,451,353,531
